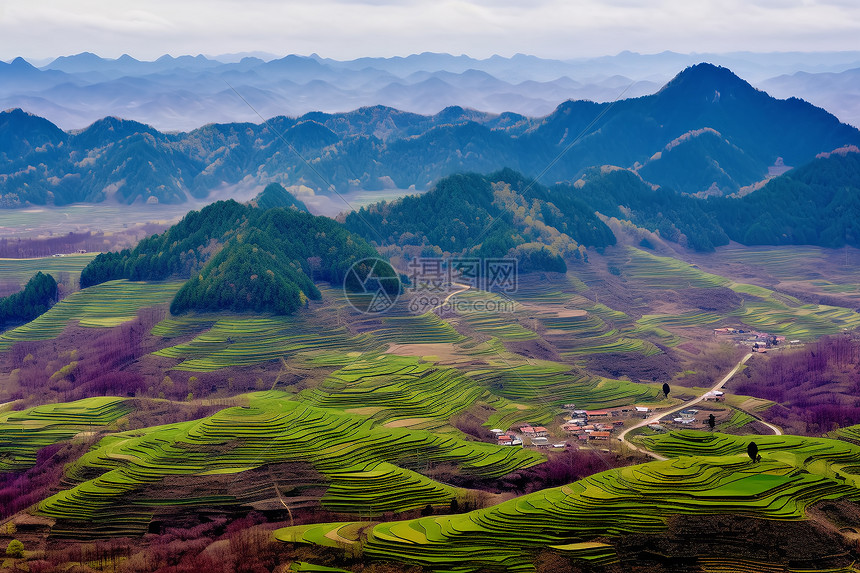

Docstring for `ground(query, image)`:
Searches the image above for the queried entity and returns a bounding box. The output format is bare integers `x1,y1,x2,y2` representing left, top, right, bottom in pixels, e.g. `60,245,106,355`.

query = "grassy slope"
276,429,860,571
35,392,542,536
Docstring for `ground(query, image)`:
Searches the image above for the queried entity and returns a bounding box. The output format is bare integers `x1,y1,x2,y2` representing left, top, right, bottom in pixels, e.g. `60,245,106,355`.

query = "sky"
1,0,859,61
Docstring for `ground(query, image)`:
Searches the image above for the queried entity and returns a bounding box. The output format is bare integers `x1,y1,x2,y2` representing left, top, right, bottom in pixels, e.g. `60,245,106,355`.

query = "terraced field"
466,361,660,408
730,296,860,339
620,247,860,340
361,312,467,345
297,355,485,428
0,253,97,289
637,311,724,330
535,294,667,357
152,315,378,371
277,452,860,572
451,291,537,341
719,409,756,431
622,247,732,289
717,245,834,282
833,424,860,445
0,280,184,350
38,393,541,535
638,430,860,485
0,397,131,472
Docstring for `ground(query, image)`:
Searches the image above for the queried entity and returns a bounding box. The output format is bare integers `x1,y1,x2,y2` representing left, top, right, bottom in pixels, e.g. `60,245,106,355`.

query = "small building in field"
714,327,739,335
530,436,550,447
585,409,617,419
591,431,612,440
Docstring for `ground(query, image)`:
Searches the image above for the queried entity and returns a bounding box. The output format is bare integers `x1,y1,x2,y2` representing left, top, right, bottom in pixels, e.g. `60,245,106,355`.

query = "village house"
713,327,740,335
497,434,522,446
585,409,619,419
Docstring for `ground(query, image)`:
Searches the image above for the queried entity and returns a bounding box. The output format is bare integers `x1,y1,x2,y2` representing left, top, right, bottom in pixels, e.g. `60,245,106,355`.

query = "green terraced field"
37,393,541,535
297,355,485,427
0,254,98,289
833,425,860,445
152,315,378,371
560,336,662,357
717,245,833,282
541,312,608,336
638,430,860,487
718,409,756,431
730,297,860,339
363,312,467,345
452,291,537,341
508,274,586,305
538,297,666,357
637,311,724,329
622,247,732,289
466,361,660,408
277,450,860,572
0,280,184,350
620,247,860,339
0,397,131,472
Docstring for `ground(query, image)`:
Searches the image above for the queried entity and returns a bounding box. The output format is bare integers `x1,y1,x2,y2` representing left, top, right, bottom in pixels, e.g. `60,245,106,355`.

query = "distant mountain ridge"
1,63,859,207
3,50,860,131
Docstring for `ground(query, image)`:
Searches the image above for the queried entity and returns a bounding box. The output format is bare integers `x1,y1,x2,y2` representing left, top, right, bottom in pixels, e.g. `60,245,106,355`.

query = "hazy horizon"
2,0,859,62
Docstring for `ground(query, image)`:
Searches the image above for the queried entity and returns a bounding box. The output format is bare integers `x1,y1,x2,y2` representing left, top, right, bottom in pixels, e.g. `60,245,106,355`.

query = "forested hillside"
343,169,615,271
711,149,860,246
2,64,858,206
0,271,57,327
348,149,860,255
81,200,378,315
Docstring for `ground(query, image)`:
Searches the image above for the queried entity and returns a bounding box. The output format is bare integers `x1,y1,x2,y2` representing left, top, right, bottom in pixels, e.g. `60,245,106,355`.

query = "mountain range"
1,63,858,208
3,51,860,131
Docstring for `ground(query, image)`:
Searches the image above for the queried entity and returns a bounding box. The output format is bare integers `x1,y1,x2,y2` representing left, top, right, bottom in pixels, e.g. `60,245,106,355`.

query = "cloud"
1,0,858,60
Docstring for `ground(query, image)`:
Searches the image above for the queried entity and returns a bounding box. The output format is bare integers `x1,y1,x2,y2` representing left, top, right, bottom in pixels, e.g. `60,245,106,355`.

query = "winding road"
430,282,471,313
617,353,773,460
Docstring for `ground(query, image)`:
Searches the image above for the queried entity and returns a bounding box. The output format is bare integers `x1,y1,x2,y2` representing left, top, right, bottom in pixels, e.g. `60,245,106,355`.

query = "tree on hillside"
5,539,24,558
747,441,760,463
708,414,716,431
0,271,57,327
662,382,671,398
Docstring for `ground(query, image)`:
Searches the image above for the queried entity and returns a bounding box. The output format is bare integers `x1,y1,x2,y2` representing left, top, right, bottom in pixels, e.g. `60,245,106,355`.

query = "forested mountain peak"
81,200,377,315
